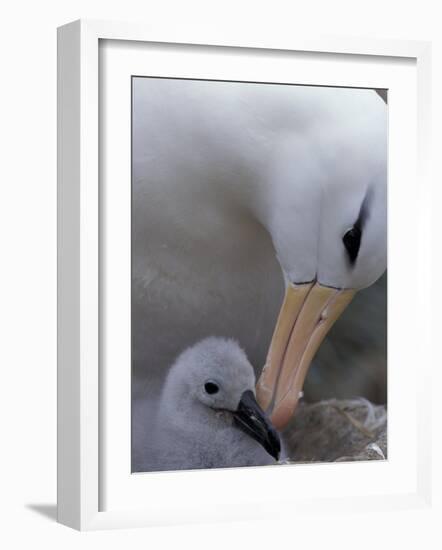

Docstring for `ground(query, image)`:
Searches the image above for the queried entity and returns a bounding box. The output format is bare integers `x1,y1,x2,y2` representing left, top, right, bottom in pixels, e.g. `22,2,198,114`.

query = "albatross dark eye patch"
204,381,219,395
343,225,362,264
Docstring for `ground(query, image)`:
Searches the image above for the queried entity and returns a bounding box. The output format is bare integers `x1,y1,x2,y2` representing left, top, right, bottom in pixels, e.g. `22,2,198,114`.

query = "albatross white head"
256,89,387,429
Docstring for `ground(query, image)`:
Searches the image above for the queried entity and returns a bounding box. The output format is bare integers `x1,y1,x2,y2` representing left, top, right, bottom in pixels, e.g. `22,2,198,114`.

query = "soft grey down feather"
132,337,284,472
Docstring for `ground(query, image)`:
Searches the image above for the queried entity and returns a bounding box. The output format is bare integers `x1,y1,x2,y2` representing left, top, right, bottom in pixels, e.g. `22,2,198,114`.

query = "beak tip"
269,437,281,461
270,394,301,431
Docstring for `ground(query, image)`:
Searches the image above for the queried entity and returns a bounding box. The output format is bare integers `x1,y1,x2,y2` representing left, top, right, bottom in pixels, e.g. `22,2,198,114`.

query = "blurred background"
306,272,387,404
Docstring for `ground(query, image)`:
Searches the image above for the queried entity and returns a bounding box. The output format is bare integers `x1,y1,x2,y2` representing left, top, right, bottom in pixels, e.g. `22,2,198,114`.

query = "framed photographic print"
57,19,432,530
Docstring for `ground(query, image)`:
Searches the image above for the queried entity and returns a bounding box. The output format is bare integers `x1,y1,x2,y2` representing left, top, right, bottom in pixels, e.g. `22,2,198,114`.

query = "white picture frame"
57,19,432,531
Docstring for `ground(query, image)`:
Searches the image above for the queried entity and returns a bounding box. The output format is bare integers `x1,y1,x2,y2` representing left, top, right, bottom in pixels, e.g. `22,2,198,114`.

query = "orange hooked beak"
256,282,355,430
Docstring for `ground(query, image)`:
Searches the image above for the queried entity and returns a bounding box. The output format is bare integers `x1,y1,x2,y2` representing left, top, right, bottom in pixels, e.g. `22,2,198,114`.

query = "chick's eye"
204,381,219,395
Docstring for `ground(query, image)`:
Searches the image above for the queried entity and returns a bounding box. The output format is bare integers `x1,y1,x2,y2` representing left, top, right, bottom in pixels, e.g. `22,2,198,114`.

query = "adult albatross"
132,78,387,431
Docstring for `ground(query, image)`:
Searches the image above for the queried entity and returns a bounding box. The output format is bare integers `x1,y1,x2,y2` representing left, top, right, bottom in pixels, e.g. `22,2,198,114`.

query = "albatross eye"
204,381,219,395
343,225,362,264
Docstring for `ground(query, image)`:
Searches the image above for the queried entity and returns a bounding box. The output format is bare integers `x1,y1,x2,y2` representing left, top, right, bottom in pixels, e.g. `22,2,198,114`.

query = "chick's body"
133,337,284,472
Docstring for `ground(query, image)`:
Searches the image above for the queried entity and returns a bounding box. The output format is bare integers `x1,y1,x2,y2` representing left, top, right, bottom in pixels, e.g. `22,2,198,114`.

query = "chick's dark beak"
233,390,281,460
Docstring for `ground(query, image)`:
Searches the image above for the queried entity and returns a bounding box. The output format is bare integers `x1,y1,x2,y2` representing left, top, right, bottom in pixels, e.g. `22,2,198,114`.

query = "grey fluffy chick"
133,337,283,472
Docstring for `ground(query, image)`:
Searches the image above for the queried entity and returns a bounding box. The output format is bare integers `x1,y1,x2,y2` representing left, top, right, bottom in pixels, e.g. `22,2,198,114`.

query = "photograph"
130,77,388,473
2,2,433,541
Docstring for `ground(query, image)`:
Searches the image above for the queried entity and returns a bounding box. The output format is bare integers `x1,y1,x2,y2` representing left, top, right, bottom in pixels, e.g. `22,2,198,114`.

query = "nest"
282,398,387,463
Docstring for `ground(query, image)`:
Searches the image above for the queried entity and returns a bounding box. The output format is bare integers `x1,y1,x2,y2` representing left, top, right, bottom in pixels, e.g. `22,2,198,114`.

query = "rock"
282,398,387,463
